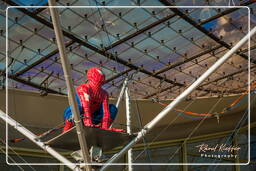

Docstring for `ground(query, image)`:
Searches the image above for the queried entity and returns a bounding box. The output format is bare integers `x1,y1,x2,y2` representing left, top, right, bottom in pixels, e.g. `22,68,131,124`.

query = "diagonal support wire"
99,25,256,171
0,109,81,171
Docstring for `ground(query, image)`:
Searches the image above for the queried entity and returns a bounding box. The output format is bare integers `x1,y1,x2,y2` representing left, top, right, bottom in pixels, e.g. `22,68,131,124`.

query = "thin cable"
132,98,196,162
10,121,65,143
0,146,25,171
0,138,36,171
208,112,248,171
208,95,256,171
121,95,153,171
121,89,154,171
228,0,236,6
93,0,130,88
93,0,115,62
164,97,224,170
134,98,153,171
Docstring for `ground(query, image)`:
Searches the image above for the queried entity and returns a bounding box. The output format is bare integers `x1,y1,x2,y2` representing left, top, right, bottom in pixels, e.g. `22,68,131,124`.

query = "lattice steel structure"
0,0,255,100
0,1,256,171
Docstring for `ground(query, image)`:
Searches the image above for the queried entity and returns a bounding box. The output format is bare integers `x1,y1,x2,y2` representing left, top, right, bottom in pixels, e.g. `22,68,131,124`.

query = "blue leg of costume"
63,94,118,124
63,94,83,121
92,104,118,125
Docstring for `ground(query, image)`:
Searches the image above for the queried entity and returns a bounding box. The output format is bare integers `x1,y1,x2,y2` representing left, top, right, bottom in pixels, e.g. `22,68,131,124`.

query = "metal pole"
116,78,129,108
59,165,65,171
110,78,129,128
100,26,256,171
0,110,81,171
48,1,91,170
181,142,188,171
125,87,133,171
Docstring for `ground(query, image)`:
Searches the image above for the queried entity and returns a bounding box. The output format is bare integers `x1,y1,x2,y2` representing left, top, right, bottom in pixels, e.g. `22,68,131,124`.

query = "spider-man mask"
87,67,105,89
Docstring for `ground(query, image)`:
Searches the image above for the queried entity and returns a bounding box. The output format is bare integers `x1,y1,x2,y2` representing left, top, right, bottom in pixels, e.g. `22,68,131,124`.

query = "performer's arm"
101,92,111,129
101,91,125,132
77,85,93,126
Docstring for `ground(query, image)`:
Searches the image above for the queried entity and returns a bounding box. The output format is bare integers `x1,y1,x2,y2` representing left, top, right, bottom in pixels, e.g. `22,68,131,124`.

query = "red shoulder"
77,83,89,92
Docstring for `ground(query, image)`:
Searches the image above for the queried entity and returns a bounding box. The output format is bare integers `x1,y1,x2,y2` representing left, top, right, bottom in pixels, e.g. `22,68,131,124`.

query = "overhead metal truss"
1,25,255,170
145,45,256,98
1,0,255,99
5,0,187,90
14,40,75,77
0,1,255,170
159,0,255,64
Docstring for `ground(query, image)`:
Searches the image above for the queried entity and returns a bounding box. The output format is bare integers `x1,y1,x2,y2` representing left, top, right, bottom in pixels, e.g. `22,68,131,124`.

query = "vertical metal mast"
125,87,133,171
100,26,256,171
110,78,129,128
116,78,129,108
48,1,91,170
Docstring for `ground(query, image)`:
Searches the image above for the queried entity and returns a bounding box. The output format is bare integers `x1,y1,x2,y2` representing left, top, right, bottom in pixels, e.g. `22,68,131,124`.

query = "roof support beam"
4,72,64,95
159,0,256,64
201,68,255,88
7,6,176,85
33,4,48,15
10,75,64,94
145,66,250,99
144,85,175,99
144,45,255,99
103,1,254,82
143,45,224,99
154,45,222,75
105,68,133,83
105,13,176,50
14,12,176,87
199,0,255,25
5,0,251,95
14,40,75,77
4,1,186,88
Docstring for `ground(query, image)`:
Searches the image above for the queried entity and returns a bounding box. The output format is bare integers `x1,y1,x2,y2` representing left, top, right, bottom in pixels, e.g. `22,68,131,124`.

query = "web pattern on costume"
76,67,111,128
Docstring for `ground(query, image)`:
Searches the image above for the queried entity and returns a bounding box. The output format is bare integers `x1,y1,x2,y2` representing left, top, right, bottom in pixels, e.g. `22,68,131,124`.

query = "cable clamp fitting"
213,113,220,124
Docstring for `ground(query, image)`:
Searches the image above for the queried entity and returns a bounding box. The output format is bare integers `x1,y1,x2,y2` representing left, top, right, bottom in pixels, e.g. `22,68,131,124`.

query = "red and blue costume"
63,67,124,132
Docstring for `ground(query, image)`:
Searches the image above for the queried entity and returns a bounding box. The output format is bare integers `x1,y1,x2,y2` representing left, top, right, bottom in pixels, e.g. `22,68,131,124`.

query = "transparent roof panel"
12,0,48,6
1,2,254,99
189,8,218,22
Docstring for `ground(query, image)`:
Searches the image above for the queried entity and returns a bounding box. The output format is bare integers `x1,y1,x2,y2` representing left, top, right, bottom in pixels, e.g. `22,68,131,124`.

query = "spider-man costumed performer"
62,67,124,133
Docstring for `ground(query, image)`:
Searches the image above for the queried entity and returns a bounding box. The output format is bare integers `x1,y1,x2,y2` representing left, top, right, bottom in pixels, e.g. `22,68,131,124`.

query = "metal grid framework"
0,1,256,170
0,124,254,170
0,0,256,100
